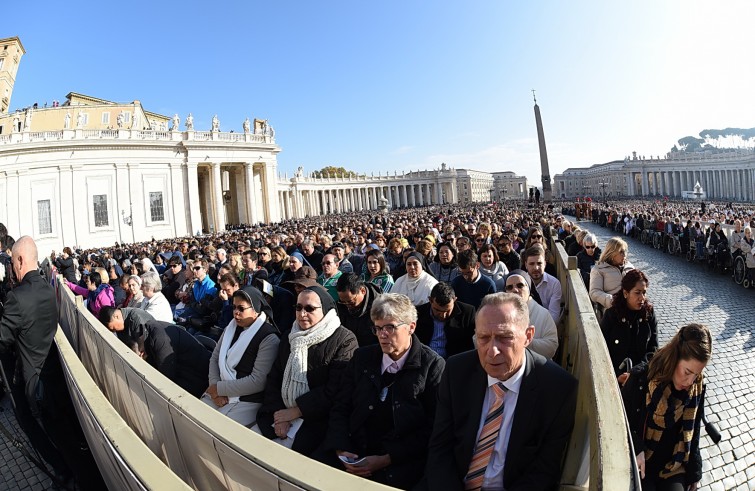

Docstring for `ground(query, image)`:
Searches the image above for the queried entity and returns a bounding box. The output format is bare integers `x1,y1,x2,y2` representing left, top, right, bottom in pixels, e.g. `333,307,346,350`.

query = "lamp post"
599,181,609,203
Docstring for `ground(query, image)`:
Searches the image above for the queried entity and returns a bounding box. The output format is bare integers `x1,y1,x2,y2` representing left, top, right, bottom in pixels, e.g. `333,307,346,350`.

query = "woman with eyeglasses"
621,324,710,491
576,233,601,288
589,237,634,310
429,242,460,284
316,293,444,489
601,269,657,385
391,252,438,307
478,243,509,291
361,249,395,293
257,286,357,456
503,270,558,358
203,287,280,426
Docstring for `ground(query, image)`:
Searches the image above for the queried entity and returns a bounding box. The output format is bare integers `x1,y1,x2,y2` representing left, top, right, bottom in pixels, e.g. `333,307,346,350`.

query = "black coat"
258,325,358,456
0,271,58,412
142,321,211,398
336,282,382,347
322,335,445,489
426,349,578,491
415,301,475,359
600,307,658,376
499,251,521,274
55,255,78,283
621,363,704,486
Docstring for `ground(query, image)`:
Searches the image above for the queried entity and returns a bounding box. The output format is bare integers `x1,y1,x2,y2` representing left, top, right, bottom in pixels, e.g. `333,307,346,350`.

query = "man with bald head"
0,236,103,486
426,292,577,490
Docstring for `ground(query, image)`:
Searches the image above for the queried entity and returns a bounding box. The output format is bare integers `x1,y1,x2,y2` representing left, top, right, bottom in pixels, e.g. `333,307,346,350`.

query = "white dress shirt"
534,272,562,323
476,359,526,491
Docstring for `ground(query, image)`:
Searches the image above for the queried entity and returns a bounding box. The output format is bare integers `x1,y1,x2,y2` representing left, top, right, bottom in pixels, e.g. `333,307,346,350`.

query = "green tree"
312,166,358,178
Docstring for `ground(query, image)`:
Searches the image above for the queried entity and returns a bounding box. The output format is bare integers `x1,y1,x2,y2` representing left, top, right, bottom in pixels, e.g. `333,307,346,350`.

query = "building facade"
554,150,755,202
492,171,528,201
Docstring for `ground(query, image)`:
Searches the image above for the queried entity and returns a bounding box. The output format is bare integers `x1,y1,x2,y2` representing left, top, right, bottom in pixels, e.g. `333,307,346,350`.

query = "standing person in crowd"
125,319,211,398
361,248,394,293
452,249,496,310
415,282,475,359
67,268,115,317
331,242,354,274
385,238,405,280
391,252,438,307
319,294,445,489
300,239,324,274
336,273,382,347
590,237,634,310
503,270,559,359
622,324,711,491
729,219,745,259
318,253,343,302
478,244,509,292
257,286,358,456
204,287,280,426
576,233,601,288
429,242,461,284
139,271,173,323
497,235,520,273
426,293,577,490
1,237,105,488
53,247,78,282
601,269,658,384
523,244,562,323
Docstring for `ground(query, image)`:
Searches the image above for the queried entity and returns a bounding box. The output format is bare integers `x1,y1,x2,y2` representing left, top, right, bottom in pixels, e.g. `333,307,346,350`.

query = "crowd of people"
0,195,724,490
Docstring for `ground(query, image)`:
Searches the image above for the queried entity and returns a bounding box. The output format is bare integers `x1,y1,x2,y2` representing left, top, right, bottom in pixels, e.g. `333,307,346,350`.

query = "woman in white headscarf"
390,252,438,306
256,286,358,456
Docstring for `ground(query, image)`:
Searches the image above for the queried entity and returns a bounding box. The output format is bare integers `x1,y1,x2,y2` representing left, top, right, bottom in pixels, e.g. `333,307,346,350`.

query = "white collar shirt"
381,343,411,374
478,358,526,491
534,272,562,323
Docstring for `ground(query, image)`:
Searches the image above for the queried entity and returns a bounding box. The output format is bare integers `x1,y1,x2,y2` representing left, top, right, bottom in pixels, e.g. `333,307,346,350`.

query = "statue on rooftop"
12,113,21,132
212,115,220,132
117,111,124,128
76,111,85,128
185,113,194,130
243,117,251,134
171,114,180,131
64,111,71,129
23,108,32,131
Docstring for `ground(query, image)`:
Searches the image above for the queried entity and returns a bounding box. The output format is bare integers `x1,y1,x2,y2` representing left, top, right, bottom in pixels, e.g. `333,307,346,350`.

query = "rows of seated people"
49,201,586,490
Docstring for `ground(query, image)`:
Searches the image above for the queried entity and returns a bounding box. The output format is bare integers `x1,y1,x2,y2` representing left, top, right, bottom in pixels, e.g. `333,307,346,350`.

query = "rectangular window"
38,200,52,234
123,111,131,123
93,194,109,227
149,191,165,222
81,113,89,126
102,112,110,125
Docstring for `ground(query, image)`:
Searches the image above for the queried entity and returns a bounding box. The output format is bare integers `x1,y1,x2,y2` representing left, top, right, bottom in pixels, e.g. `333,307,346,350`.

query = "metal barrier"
56,279,393,491
550,236,640,491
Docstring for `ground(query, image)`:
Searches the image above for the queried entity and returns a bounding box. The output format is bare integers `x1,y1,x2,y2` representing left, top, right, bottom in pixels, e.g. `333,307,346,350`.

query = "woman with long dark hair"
361,249,394,293
622,323,711,491
600,269,657,384
428,242,460,284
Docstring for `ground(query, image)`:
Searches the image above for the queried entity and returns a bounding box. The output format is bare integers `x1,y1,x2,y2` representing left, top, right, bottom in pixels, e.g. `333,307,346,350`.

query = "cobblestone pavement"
578,220,755,491
0,394,57,490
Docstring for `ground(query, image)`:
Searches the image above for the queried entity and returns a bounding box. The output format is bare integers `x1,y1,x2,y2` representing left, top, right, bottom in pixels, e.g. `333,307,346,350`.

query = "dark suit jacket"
426,349,578,491
415,301,475,358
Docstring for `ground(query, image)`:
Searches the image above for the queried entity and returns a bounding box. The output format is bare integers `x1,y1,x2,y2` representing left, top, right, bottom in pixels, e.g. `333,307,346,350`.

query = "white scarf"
218,312,267,403
281,309,342,408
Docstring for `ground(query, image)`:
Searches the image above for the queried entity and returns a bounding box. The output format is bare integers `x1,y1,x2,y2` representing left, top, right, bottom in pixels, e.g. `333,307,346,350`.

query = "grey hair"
140,271,162,292
128,274,142,286
476,292,529,329
370,293,418,324
583,233,597,246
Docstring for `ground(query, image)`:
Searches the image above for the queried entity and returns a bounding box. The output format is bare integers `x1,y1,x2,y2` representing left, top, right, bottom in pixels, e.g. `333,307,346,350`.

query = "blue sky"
6,1,755,185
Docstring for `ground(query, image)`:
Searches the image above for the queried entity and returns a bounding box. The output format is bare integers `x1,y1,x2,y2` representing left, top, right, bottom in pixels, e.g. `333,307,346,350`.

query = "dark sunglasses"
505,283,526,291
584,245,596,249
530,234,543,239
233,305,254,312
475,238,485,243
193,266,203,271
295,304,322,313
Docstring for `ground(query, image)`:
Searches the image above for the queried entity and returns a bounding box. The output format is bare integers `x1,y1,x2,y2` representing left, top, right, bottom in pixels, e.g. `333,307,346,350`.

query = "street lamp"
598,181,609,203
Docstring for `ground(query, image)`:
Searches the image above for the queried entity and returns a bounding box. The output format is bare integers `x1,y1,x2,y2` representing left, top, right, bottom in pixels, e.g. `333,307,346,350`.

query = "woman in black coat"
54,247,78,283
318,293,445,490
600,269,657,385
621,323,711,491
256,286,357,456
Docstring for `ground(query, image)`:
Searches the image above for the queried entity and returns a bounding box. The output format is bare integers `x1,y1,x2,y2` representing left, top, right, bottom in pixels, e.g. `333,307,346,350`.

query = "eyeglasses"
233,305,254,312
371,323,406,335
530,234,543,239
584,245,596,249
193,266,203,271
322,260,334,265
505,283,526,291
475,238,485,243
259,252,269,256
295,304,322,313
171,264,181,268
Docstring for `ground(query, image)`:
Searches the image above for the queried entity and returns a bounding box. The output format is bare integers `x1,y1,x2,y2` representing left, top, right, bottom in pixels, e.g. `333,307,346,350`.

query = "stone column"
186,162,202,234
211,163,226,232
400,185,408,208
641,170,648,196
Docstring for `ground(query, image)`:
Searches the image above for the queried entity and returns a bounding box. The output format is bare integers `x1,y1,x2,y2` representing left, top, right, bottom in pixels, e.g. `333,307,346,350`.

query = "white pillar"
400,185,407,208
212,163,226,232
186,162,202,234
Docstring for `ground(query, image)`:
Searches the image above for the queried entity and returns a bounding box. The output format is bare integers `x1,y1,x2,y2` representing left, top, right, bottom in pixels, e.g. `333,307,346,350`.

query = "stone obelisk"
533,91,552,202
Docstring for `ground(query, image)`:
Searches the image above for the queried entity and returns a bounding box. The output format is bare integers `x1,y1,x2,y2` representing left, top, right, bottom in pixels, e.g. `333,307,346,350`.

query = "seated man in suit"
415,282,475,359
426,292,577,491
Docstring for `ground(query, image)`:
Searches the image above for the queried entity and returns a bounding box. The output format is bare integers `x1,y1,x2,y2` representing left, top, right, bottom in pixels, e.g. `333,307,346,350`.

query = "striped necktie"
464,382,507,490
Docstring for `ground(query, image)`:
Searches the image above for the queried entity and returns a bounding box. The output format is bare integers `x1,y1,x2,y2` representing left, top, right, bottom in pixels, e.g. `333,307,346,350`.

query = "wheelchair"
732,254,754,288
687,239,708,262
652,231,664,250
667,234,682,256
708,243,732,274
640,229,651,245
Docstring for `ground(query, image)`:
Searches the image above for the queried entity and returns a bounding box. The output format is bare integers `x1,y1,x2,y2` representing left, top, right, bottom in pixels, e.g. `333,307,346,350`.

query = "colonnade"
277,181,456,220
637,168,755,201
